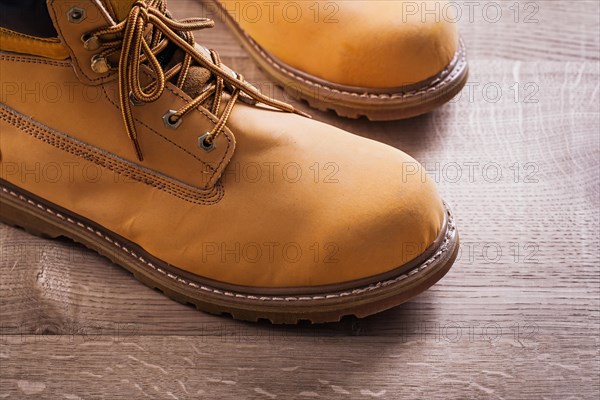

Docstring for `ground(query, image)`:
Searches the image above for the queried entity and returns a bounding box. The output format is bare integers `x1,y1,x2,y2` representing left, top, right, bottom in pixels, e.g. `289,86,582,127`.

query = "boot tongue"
101,0,138,22
182,67,213,98
163,49,214,98
99,0,214,98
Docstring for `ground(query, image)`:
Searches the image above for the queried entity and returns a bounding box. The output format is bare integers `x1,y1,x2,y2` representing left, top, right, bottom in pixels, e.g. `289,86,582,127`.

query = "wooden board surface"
1,0,599,398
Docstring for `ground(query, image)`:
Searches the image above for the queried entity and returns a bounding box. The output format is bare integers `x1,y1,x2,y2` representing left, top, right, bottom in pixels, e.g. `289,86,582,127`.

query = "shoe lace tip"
132,139,144,162
294,109,312,119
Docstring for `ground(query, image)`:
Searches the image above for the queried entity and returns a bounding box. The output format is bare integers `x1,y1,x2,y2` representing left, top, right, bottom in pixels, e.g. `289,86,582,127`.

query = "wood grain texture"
1,0,599,399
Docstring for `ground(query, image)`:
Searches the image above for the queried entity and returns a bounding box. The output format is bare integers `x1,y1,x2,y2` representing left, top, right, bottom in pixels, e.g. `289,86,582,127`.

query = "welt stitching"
1,185,455,301
0,109,223,204
258,35,462,97
245,29,467,99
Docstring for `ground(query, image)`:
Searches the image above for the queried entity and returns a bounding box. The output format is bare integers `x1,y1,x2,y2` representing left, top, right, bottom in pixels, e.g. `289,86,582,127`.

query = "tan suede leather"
216,0,459,88
0,0,446,289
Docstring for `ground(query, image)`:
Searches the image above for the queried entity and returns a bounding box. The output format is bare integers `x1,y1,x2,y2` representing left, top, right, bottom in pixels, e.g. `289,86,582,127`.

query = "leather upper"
217,0,459,88
0,0,446,288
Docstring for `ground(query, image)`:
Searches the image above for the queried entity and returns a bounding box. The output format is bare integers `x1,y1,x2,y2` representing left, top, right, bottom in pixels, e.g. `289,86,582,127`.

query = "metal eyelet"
81,33,101,51
90,55,110,74
162,110,182,129
129,92,144,106
198,133,215,152
68,7,86,23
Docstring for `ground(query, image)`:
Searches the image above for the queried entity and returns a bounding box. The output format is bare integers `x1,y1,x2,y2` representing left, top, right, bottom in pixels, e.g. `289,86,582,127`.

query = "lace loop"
91,0,307,161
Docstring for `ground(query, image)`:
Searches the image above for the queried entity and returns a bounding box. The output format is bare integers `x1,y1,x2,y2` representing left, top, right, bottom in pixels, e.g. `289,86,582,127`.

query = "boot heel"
0,190,64,239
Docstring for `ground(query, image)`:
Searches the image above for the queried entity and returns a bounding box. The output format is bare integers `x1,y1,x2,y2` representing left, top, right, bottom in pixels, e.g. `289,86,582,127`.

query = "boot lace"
87,0,307,161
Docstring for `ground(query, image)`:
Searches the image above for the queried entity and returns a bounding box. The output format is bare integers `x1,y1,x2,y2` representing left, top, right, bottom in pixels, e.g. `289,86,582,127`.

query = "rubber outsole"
210,0,469,121
0,180,459,324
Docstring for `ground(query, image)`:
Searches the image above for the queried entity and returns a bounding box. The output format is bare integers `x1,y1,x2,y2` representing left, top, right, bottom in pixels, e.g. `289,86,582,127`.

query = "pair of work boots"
0,0,466,323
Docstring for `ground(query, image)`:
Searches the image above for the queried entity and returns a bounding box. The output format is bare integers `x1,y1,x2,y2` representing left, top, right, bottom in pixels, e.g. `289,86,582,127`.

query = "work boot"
207,0,469,120
0,0,459,323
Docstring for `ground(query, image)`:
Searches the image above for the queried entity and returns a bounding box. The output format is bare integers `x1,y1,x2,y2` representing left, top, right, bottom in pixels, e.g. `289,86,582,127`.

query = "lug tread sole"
0,182,459,324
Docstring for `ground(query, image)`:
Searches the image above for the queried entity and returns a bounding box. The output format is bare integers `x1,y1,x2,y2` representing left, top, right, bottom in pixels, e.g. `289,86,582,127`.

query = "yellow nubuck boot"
208,0,469,120
0,0,458,323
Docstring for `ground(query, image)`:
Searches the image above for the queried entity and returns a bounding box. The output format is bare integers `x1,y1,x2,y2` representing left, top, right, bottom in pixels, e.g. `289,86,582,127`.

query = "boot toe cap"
237,0,460,88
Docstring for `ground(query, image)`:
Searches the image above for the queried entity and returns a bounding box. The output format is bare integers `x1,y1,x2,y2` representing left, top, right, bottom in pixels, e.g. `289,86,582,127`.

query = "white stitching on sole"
244,32,468,100
2,186,455,302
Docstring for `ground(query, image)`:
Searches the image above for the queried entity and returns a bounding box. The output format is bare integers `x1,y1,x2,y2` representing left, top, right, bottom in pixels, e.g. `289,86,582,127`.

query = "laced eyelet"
162,110,182,129
198,133,215,152
67,7,86,23
90,55,110,74
130,92,144,106
97,1,300,162
81,33,101,51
